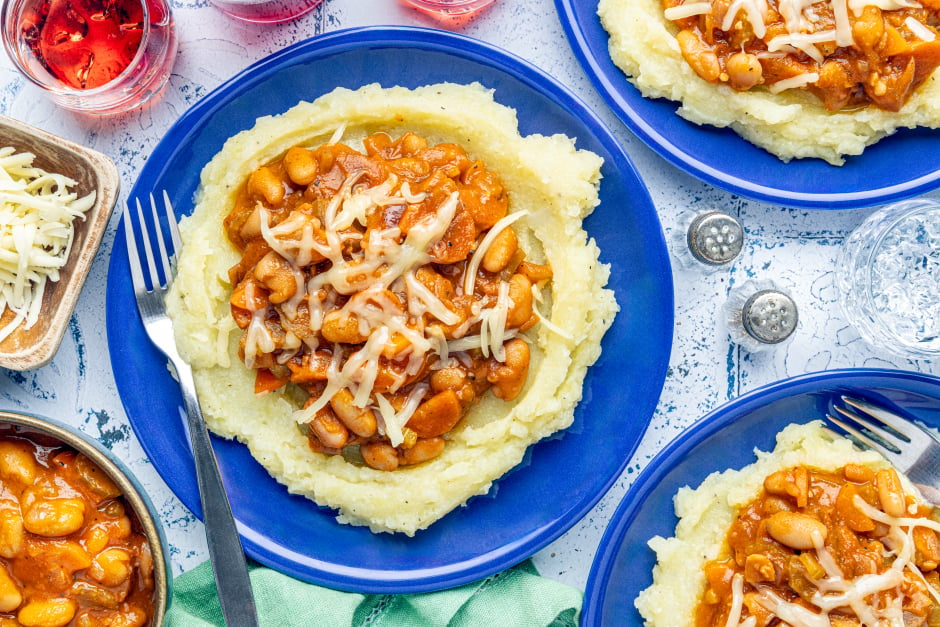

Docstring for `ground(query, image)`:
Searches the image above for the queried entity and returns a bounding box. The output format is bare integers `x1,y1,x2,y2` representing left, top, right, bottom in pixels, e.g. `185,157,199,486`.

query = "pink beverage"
401,0,496,18
2,0,177,113
23,0,144,90
209,0,323,24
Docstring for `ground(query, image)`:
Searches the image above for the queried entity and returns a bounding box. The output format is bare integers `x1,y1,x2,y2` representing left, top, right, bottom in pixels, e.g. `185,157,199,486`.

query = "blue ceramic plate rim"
554,0,940,209
106,25,674,593
581,367,940,625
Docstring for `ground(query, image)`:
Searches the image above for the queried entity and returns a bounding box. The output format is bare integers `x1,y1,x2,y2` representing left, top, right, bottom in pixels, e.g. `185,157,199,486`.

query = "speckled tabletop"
1,0,939,601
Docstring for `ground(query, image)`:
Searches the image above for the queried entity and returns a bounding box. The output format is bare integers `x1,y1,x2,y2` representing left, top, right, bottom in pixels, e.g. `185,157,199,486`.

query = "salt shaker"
674,210,744,270
723,280,798,351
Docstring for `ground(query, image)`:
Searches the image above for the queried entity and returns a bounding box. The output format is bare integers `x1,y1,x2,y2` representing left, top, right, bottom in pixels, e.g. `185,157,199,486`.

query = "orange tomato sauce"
664,0,940,111
696,464,940,626
0,434,155,627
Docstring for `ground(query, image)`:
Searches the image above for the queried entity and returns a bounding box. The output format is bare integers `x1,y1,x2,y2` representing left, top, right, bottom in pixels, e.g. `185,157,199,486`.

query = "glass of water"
836,198,940,360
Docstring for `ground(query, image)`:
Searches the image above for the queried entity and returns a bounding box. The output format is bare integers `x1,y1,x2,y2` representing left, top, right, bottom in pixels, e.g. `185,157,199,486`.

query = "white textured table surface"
1,0,939,600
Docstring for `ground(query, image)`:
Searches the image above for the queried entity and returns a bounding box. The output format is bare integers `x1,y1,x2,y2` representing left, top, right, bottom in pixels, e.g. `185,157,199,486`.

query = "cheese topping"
664,1,713,18
697,464,940,626
0,147,95,343
664,0,940,111
224,132,552,470
768,72,820,93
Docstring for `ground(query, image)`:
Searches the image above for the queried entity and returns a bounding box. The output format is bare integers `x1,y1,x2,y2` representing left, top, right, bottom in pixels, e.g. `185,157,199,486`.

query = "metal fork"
827,395,940,506
124,192,259,626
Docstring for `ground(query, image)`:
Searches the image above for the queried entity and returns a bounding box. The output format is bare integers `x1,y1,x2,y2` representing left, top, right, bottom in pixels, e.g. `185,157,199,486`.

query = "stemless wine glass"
836,198,940,360
401,0,497,18
208,0,323,23
1,0,177,115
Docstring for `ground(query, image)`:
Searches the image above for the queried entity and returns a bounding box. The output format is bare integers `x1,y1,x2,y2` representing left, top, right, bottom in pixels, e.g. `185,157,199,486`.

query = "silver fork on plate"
124,192,259,626
827,395,940,506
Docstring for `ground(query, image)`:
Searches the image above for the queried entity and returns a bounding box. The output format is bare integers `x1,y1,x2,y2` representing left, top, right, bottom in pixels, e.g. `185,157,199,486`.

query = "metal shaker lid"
742,290,798,344
687,211,743,265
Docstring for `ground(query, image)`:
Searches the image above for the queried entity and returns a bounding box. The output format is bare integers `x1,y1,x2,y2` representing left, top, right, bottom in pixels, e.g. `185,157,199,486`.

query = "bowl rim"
0,115,120,370
0,409,171,624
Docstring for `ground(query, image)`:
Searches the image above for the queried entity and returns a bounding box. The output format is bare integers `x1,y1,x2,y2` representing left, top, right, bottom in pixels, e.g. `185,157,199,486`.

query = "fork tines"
826,395,935,469
123,191,181,292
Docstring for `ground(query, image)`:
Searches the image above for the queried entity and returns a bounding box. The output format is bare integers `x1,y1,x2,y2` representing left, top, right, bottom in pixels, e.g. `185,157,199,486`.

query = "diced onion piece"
906,16,936,41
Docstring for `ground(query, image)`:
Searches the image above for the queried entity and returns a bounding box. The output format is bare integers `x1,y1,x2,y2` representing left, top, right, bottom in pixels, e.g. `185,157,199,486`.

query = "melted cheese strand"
724,573,746,627
664,1,712,18
463,210,529,295
832,0,854,45
375,384,428,447
768,72,820,93
327,123,347,146
755,589,830,627
722,0,768,37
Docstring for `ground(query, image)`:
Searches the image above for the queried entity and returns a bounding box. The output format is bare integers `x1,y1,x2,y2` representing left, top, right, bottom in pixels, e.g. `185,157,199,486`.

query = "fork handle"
176,360,260,626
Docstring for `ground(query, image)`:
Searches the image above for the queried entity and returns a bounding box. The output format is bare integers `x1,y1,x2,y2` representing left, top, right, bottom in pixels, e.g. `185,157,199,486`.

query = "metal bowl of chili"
0,409,169,626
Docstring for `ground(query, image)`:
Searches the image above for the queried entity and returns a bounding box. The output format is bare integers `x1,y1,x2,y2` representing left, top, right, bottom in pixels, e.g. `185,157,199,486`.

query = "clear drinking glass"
208,0,323,23
836,198,940,360
1,0,177,115
401,0,496,18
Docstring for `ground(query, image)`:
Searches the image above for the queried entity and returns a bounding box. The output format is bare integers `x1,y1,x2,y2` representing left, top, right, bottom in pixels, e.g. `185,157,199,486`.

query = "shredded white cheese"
734,490,940,625
463,209,529,296
664,1,713,19
670,0,935,87
831,0,854,46
252,168,537,429
768,72,820,93
0,147,95,343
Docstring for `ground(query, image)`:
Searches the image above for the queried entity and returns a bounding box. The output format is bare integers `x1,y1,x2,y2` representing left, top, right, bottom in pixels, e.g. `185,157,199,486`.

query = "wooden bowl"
0,115,119,370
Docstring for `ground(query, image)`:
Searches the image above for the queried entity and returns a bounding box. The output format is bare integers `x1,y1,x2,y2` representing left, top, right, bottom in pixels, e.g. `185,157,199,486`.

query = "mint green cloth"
165,559,582,626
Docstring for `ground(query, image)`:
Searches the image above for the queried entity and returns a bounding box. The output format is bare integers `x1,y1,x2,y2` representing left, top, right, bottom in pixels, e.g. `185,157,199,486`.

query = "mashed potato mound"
598,0,940,165
165,82,618,535
634,421,899,625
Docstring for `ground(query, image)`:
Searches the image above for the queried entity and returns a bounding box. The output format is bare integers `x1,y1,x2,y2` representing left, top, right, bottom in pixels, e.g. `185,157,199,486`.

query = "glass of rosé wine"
401,0,496,18
2,0,177,115
208,0,323,24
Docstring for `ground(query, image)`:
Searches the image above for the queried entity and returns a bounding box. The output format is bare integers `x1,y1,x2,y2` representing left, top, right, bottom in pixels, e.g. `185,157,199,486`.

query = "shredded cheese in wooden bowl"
0,148,95,343
0,115,119,370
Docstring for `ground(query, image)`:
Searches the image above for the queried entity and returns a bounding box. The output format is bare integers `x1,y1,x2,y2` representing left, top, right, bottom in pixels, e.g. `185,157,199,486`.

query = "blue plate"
105,26,674,593
555,0,940,209
582,368,940,625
